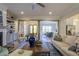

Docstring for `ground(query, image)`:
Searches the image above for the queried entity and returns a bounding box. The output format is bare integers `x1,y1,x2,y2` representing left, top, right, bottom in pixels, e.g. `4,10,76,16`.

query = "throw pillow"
68,43,77,52
76,44,79,52
76,47,79,52
76,47,79,55
54,34,62,41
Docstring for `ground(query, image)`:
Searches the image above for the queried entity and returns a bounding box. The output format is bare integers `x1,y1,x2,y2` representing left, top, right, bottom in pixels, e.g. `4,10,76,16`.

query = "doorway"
40,21,58,43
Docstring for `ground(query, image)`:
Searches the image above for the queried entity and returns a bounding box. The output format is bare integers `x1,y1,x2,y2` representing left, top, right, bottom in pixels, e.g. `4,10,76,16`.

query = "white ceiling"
2,3,79,20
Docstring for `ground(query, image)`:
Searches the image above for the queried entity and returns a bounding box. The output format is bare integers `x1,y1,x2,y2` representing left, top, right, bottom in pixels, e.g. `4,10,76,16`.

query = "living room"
0,3,79,56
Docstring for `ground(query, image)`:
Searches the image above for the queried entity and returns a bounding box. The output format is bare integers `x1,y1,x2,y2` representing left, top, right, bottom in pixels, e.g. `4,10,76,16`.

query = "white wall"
19,21,24,34
59,18,66,38
59,13,79,38
14,20,18,33
59,17,74,38
73,19,79,35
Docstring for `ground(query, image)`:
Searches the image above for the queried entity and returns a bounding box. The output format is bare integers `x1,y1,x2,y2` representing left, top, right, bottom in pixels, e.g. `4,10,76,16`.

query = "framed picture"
66,25,75,35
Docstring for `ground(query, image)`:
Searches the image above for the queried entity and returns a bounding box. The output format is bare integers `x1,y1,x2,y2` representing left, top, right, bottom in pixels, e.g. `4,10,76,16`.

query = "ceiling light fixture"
21,11,24,15
49,11,52,15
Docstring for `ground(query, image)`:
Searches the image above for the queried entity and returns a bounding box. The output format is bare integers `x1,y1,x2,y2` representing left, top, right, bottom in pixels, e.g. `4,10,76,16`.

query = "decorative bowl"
18,49,24,54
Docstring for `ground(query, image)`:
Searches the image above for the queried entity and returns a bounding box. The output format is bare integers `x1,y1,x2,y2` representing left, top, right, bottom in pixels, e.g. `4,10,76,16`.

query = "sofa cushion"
68,43,77,52
64,36,76,45
61,47,77,56
76,47,79,52
52,40,69,48
54,34,62,41
52,38,78,56
67,37,79,53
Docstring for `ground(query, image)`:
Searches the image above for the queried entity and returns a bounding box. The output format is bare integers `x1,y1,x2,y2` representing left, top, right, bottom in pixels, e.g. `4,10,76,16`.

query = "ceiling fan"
32,3,45,10
36,3,45,8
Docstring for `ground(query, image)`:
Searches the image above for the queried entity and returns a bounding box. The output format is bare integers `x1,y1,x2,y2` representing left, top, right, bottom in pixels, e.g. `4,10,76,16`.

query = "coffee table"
22,44,50,56
33,46,50,56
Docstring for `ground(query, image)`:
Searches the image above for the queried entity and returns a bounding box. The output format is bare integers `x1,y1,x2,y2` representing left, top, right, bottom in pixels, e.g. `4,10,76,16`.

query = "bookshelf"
6,11,16,44
0,9,17,46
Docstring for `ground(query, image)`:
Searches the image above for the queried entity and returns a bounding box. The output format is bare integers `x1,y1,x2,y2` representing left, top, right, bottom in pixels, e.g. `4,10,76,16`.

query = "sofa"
52,35,79,56
0,46,9,56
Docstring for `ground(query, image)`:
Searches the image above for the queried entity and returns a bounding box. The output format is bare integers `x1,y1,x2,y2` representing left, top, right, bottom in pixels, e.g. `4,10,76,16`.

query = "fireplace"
0,32,3,46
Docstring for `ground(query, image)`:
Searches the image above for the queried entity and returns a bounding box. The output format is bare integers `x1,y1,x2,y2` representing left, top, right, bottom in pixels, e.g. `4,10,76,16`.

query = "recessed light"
49,11,52,15
21,11,24,15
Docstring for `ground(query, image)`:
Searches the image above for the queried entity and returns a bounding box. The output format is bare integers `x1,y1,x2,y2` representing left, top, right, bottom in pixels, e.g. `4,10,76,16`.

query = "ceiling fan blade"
36,3,45,8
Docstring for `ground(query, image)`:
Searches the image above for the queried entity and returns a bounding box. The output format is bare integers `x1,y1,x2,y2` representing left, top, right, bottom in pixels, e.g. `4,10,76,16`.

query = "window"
34,25,37,33
42,26,52,33
30,25,33,33
30,25,37,34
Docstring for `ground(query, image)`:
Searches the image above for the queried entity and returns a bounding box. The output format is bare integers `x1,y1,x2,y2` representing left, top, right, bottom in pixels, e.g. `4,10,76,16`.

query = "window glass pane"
34,25,37,33
42,26,46,33
42,26,52,33
48,26,52,32
30,25,33,33
45,26,49,32
24,24,26,35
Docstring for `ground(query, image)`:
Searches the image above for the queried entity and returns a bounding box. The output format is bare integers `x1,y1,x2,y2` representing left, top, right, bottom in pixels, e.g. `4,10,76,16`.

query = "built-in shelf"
7,20,14,23
6,12,16,45
0,10,16,46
